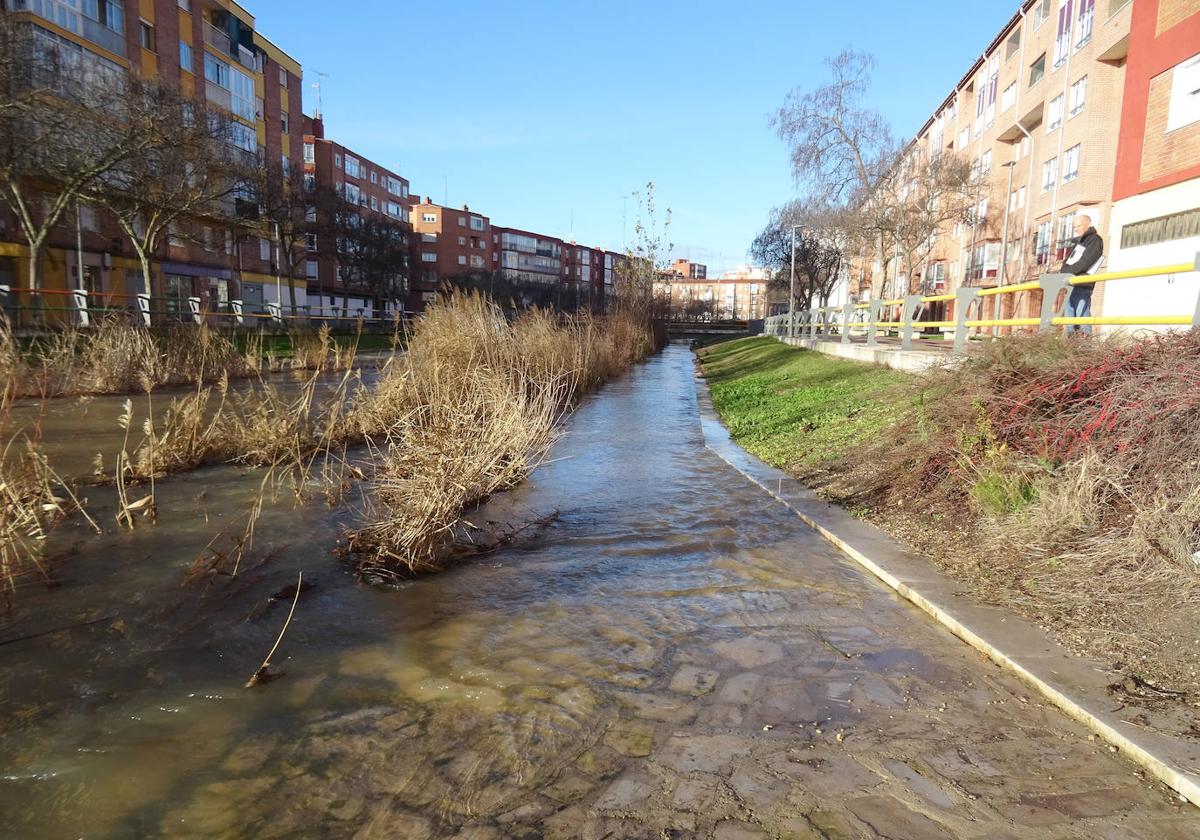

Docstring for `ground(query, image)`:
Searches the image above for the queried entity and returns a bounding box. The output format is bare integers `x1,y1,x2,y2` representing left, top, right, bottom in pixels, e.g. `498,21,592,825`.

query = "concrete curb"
694,370,1200,807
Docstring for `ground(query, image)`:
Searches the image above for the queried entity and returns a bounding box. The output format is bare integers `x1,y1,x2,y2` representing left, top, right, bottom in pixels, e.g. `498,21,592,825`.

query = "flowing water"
0,345,1196,839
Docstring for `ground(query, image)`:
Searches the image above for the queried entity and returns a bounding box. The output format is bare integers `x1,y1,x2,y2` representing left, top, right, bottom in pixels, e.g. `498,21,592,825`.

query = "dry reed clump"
0,317,369,399
0,435,97,596
343,292,652,576
831,330,1200,686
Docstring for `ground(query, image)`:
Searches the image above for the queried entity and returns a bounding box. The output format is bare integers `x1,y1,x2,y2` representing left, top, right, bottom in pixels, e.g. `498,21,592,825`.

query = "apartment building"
655,268,768,321
563,243,606,310
407,199,493,306
0,0,304,320
1105,0,1200,326
302,115,411,316
666,258,708,280
872,0,1133,321
492,226,567,286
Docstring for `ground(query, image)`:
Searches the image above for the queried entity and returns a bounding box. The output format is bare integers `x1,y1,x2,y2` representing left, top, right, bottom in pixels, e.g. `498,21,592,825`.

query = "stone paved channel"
2,344,1199,838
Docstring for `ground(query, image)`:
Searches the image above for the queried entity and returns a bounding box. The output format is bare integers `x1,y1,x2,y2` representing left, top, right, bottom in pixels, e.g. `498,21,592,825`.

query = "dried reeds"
343,292,652,576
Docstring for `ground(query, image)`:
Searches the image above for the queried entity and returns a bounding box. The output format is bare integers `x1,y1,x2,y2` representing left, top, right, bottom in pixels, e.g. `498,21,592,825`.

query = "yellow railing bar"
977,281,1040,297
1067,262,1197,285
921,293,957,303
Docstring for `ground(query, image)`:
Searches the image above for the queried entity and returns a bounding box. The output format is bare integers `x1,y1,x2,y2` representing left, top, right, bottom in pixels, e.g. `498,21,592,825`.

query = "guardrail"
764,256,1200,353
0,285,406,332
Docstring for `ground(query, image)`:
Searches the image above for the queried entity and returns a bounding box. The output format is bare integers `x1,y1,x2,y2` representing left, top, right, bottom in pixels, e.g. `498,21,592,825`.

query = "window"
1075,0,1095,50
1069,75,1087,118
303,142,315,164
421,212,437,223
344,155,360,178
1048,94,1064,131
280,154,289,176
344,183,360,205
202,225,214,251
306,260,318,279
957,127,969,150
334,153,342,168
1001,82,1016,113
1053,1,1073,69
1056,212,1078,250
1005,30,1021,61
370,171,378,184
457,236,466,246
1167,53,1200,132
387,177,403,196
386,201,402,218
139,20,154,52
421,252,437,263
457,216,466,227
280,113,289,133
1062,143,1080,182
421,233,437,242
1032,0,1051,29
260,238,270,262
1042,157,1058,192
229,66,255,122
470,255,484,268
303,173,315,191
1030,53,1046,87
469,216,485,231
370,196,378,211
229,122,255,152
178,0,191,10
981,149,992,174
179,40,193,72
78,202,98,231
305,234,317,252
204,53,229,88
457,255,467,266
279,68,288,88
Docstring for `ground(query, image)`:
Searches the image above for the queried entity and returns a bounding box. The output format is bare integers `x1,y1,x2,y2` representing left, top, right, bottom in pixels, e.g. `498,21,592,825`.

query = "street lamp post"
996,160,1018,335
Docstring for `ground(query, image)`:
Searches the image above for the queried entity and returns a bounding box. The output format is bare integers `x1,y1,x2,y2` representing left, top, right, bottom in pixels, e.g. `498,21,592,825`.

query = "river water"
0,344,1196,838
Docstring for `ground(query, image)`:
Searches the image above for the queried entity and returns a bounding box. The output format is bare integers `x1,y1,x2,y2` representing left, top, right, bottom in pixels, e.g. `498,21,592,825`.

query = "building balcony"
81,15,126,57
203,19,232,56
203,18,261,73
205,79,232,111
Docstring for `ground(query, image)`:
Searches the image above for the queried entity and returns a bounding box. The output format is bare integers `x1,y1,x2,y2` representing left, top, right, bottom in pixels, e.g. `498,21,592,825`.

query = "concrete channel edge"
693,369,1200,808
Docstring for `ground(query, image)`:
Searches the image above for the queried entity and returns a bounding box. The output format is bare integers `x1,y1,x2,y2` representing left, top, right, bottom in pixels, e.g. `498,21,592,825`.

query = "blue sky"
250,1,1019,275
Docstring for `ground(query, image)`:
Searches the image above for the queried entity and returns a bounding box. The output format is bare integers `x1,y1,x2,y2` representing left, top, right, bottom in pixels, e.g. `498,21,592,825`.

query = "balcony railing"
81,15,126,57
203,19,231,56
205,79,232,111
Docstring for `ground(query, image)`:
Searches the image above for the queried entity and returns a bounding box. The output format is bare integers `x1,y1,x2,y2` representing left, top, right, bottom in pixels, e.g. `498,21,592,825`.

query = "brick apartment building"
1104,0,1200,326
408,198,493,306
0,0,304,320
302,115,412,316
655,265,768,321
492,226,566,286
666,258,708,280
860,0,1132,323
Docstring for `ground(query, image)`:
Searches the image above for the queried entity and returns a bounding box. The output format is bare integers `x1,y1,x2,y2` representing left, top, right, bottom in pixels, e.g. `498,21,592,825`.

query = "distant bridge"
663,319,761,342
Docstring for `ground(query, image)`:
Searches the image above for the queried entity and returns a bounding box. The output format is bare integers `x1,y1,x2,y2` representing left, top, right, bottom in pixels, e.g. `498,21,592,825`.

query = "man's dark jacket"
1062,227,1103,278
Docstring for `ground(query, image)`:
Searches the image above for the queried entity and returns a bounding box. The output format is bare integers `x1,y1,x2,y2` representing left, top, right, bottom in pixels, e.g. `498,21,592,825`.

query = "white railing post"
231,299,244,326
136,292,151,327
187,296,202,325
71,288,90,328
953,287,979,353
900,295,922,351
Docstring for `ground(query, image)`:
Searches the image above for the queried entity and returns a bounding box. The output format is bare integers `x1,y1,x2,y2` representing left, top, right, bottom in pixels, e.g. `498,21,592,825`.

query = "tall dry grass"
826,330,1200,686
0,317,369,399
344,292,652,576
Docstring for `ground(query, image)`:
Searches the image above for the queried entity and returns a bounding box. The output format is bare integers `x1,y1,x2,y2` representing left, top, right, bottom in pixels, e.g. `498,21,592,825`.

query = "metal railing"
0,286,407,332
763,256,1200,353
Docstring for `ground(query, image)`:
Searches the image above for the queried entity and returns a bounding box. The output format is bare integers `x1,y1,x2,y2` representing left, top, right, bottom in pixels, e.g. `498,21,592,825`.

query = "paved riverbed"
1,344,1197,838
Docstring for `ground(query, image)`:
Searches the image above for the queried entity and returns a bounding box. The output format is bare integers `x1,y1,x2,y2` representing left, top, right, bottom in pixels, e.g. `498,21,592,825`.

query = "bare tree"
256,162,325,315
751,201,848,311
0,18,173,295
772,50,898,206
876,144,976,296
615,181,672,319
83,84,249,311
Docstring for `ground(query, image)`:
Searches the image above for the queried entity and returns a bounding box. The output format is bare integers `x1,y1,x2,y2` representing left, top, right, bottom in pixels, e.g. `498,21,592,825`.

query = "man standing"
1060,214,1104,335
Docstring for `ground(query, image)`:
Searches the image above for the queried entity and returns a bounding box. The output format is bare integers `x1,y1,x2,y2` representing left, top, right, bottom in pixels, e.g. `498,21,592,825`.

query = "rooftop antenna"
569,208,575,244
311,71,329,119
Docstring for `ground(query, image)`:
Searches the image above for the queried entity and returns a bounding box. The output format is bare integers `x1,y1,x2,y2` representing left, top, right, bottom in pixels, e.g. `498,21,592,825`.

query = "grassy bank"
700,335,1200,701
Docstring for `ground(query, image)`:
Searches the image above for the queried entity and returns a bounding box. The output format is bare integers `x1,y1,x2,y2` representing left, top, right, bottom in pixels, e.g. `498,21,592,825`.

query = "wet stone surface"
2,345,1199,838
